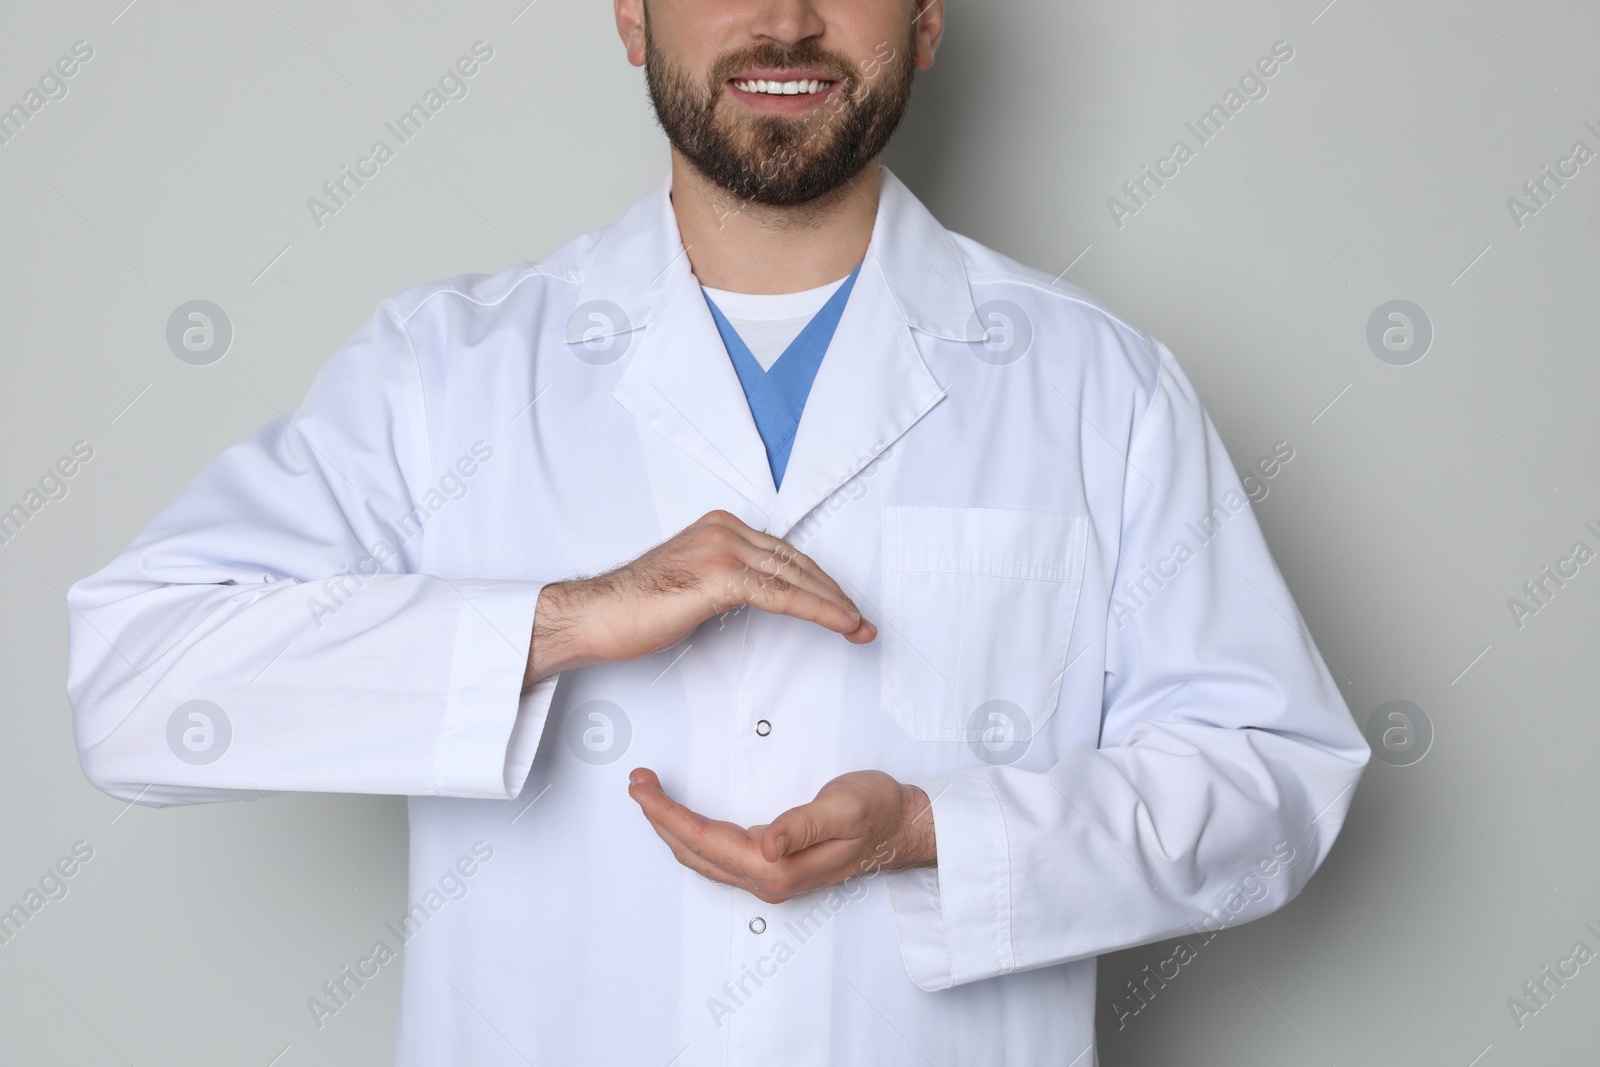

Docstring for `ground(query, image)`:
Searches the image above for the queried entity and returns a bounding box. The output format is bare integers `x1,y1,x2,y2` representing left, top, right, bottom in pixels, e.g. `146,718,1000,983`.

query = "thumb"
761,800,832,862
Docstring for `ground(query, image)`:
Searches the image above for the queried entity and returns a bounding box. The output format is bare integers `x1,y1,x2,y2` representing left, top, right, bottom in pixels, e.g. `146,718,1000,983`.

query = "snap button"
749,916,767,934
755,719,772,737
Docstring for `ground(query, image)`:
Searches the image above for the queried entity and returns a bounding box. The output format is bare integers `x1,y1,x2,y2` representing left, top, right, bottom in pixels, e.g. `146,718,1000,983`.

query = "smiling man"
65,1,1369,1064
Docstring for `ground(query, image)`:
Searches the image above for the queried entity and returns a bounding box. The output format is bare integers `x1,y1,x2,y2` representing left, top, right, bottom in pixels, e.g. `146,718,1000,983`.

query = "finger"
739,541,841,606
737,530,862,618
632,794,752,888
628,768,766,886
628,769,732,852
631,774,869,900
731,543,857,623
694,520,848,613
637,806,744,886
760,791,859,862
744,576,875,642
725,549,877,642
680,519,850,627
776,837,865,883
695,511,866,622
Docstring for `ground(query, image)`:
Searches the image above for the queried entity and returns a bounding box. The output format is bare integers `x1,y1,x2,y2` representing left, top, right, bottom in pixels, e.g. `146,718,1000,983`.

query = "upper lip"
728,68,839,84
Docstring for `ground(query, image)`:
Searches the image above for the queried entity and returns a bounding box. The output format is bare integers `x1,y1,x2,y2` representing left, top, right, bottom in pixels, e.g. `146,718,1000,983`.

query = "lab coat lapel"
595,178,779,516
766,168,984,540
588,167,983,532
611,263,779,514
765,260,943,539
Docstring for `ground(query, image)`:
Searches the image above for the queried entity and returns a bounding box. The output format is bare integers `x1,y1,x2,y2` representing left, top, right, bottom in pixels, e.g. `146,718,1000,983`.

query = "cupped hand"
525,510,875,685
627,768,936,904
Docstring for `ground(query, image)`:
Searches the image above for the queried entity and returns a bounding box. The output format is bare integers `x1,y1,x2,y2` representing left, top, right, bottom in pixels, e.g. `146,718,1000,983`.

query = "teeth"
734,78,829,96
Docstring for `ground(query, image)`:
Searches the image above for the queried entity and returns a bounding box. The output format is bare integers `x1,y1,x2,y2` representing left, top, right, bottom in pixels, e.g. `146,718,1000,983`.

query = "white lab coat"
66,167,1369,1065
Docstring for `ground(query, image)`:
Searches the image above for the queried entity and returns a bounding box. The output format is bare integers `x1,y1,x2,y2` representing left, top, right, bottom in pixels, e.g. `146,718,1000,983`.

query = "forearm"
523,579,606,687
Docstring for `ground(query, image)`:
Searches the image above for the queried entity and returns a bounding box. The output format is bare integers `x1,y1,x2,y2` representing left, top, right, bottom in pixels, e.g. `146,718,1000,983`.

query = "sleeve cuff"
886,771,1016,990
430,579,558,799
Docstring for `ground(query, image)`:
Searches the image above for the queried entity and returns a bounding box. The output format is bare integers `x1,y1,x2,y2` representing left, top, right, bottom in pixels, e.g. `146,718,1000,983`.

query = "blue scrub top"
702,263,863,489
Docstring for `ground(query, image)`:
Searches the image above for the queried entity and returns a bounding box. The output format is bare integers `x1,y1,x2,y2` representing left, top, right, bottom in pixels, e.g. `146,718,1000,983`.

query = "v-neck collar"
702,264,862,487
595,166,983,536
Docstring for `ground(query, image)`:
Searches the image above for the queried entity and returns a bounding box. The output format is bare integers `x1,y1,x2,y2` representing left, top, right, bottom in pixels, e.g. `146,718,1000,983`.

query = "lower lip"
726,80,840,114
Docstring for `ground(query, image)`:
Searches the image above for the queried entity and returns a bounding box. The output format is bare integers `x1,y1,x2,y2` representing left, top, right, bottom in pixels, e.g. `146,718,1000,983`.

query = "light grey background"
2,0,1596,1063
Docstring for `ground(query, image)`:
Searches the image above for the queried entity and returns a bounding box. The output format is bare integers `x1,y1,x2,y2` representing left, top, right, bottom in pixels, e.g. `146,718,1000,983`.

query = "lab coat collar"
588,166,979,539
565,165,982,343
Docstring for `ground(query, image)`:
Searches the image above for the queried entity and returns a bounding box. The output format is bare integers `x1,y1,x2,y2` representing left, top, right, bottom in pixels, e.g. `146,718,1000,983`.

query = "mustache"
706,42,857,91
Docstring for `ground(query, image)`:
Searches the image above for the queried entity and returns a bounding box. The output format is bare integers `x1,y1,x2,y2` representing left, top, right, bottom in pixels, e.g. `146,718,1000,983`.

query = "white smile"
732,78,833,96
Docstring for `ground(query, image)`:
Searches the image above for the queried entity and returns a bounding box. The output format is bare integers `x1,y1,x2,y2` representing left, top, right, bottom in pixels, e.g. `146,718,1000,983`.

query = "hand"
524,510,874,686
627,768,937,904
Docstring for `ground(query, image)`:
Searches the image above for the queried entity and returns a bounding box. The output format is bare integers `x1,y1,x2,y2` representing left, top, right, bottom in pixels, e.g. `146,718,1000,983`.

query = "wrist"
524,580,601,687
892,783,938,870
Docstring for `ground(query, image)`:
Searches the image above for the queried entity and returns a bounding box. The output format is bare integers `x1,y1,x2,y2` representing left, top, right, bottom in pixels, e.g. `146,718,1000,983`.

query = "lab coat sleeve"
886,340,1371,991
65,297,559,808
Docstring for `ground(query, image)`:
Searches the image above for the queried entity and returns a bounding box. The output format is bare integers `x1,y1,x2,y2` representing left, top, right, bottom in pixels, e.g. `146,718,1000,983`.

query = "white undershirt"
701,275,850,371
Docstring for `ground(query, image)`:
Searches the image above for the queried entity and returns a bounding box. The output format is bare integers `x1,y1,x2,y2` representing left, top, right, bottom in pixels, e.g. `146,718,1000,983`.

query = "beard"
642,13,918,207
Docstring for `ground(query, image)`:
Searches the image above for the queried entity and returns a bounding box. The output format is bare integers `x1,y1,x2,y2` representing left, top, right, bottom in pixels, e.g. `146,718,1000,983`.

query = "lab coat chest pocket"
881,507,1089,742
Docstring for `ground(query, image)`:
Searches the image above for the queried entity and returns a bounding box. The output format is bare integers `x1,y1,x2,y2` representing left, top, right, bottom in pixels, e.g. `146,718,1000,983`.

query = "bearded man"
66,2,1369,1063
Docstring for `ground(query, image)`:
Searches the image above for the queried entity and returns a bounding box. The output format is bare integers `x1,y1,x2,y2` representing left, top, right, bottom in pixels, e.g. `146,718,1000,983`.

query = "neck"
669,149,880,295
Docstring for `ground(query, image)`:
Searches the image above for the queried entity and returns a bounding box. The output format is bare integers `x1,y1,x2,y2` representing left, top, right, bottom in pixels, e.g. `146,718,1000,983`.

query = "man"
65,0,1370,1062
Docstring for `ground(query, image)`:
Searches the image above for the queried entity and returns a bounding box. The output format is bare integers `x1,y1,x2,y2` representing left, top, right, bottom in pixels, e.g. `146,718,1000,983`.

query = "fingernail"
775,834,789,857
